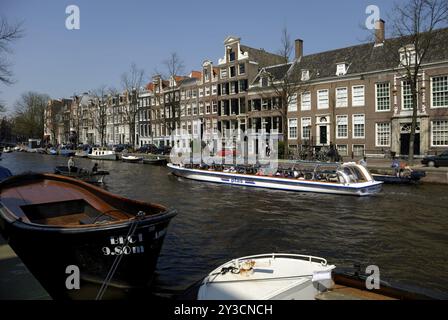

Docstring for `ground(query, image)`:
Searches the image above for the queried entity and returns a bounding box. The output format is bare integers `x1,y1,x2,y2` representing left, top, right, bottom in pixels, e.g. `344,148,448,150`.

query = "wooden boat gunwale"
0,173,176,231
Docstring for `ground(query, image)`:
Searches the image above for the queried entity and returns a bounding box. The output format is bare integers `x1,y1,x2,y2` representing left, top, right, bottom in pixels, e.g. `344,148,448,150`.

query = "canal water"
2,152,448,299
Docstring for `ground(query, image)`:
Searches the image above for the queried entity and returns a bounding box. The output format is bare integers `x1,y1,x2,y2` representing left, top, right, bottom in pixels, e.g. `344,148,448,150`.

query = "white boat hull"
198,254,335,300
87,154,117,161
167,163,383,196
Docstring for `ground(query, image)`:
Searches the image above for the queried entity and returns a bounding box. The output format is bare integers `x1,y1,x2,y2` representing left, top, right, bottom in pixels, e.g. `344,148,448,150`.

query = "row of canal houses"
45,20,448,157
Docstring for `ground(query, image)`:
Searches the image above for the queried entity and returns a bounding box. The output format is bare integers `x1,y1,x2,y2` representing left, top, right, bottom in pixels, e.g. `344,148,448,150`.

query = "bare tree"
162,52,185,143
88,86,109,146
164,52,185,79
121,63,144,147
47,101,60,145
0,18,24,86
69,93,83,146
263,27,309,159
388,0,448,163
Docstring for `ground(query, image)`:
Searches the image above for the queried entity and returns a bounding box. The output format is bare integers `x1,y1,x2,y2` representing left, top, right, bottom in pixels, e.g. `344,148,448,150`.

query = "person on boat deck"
327,142,337,162
68,157,75,172
359,157,367,168
391,157,400,177
92,163,98,173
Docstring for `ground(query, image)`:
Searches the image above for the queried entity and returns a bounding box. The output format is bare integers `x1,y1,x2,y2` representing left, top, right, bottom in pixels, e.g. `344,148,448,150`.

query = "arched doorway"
400,123,420,156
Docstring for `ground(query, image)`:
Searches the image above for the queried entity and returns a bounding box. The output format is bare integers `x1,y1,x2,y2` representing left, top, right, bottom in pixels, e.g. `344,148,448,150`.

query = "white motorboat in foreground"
87,148,117,161
182,253,431,300
197,254,335,300
167,162,383,196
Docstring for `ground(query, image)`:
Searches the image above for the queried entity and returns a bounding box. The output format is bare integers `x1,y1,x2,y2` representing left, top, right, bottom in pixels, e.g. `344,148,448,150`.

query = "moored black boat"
143,157,167,166
372,170,426,184
54,165,109,184
0,173,177,300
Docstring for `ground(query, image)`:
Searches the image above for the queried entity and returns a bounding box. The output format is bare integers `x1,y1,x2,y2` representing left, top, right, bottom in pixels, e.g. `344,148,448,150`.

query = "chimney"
375,19,385,46
295,39,303,60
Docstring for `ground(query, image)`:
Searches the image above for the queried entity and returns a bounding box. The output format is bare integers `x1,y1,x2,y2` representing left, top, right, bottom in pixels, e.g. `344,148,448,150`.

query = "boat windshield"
340,165,367,183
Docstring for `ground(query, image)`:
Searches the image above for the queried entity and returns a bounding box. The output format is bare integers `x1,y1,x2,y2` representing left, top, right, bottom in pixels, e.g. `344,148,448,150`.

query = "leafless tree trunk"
263,27,310,159
163,53,184,143
389,0,448,164
49,104,59,145
0,18,24,86
70,94,82,146
121,63,144,147
89,86,109,147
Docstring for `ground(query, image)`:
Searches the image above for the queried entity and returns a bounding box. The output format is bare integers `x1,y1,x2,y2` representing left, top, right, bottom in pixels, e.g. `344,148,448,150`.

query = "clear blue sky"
1,0,397,112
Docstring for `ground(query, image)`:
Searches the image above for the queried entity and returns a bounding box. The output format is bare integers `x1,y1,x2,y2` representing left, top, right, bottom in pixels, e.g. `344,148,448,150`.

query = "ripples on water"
2,153,448,298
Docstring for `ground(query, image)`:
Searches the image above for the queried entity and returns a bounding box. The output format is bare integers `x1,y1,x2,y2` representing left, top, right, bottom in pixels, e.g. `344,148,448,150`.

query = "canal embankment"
0,235,50,300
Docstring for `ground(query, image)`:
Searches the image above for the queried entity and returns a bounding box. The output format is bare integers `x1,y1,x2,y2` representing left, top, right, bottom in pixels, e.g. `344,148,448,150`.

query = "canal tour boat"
167,162,383,196
88,147,117,161
0,173,177,300
182,253,431,300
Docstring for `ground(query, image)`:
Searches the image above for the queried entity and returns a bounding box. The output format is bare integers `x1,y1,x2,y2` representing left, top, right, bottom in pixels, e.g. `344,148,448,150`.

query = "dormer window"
261,77,269,87
399,45,418,66
301,70,310,81
336,63,348,76
227,47,235,62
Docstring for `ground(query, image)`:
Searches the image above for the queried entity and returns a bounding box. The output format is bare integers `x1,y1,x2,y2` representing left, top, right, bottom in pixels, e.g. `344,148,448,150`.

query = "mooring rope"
95,211,145,300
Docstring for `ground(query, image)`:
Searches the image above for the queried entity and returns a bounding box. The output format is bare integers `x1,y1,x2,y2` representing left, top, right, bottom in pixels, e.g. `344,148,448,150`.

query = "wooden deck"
1,178,131,224
316,284,396,300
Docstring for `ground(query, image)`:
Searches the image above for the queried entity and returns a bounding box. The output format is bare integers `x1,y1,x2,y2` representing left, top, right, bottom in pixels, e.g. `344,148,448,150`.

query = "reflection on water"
2,152,448,298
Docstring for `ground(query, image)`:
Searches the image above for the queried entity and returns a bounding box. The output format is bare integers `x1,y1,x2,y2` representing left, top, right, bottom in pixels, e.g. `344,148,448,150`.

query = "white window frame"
288,118,298,139
229,66,236,78
352,114,365,139
375,122,391,147
430,75,448,109
401,80,416,111
431,120,448,147
301,117,311,140
301,70,310,81
220,68,227,79
288,93,298,112
301,92,311,111
352,144,365,157
352,85,365,107
238,63,245,75
335,87,348,108
212,101,218,114
336,115,348,139
336,63,347,76
336,144,348,157
317,89,329,109
375,82,391,112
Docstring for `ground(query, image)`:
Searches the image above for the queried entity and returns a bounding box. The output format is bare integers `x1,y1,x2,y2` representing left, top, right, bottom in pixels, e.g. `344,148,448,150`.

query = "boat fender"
239,260,256,276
